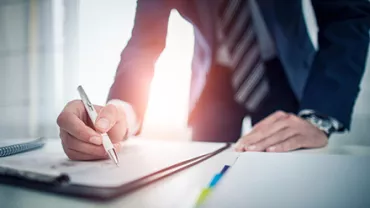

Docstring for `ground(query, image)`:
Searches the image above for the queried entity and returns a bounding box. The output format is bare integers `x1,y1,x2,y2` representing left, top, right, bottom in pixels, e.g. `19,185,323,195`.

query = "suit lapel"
257,0,302,38
255,0,276,35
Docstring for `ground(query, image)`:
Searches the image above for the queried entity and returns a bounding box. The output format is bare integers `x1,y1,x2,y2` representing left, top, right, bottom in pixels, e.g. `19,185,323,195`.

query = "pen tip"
108,149,120,167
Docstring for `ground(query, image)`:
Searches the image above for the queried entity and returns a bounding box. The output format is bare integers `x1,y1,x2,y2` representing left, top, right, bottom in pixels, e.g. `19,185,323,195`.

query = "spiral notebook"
0,137,46,157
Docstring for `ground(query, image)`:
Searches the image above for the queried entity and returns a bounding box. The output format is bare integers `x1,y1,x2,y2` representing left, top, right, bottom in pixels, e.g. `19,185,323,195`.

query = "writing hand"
57,100,128,160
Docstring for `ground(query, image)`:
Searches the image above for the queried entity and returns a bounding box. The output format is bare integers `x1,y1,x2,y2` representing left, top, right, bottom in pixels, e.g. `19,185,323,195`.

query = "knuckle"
292,115,301,123
67,99,81,107
287,114,297,121
275,110,286,118
102,104,117,116
56,112,68,126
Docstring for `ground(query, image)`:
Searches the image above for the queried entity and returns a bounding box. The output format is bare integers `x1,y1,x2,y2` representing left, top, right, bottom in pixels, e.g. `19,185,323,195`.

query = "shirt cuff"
106,99,140,137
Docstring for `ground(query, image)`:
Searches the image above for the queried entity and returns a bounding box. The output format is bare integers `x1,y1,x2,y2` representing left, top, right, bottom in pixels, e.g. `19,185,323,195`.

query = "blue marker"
195,165,231,207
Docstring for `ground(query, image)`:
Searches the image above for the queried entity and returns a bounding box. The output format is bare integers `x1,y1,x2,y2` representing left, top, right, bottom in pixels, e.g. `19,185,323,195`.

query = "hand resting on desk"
57,100,127,160
235,111,328,152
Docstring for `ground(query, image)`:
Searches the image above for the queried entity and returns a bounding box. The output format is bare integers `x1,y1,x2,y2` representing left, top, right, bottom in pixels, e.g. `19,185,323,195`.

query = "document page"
201,152,370,208
0,138,227,188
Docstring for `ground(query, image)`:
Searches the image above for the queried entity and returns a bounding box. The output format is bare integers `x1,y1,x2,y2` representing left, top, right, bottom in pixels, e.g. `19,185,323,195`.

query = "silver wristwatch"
298,110,343,137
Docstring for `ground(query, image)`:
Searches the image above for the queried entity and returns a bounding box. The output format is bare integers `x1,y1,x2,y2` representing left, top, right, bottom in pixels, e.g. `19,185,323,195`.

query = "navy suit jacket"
108,0,370,130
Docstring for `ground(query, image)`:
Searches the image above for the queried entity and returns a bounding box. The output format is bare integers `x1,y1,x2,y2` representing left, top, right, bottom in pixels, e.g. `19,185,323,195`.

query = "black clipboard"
0,143,230,201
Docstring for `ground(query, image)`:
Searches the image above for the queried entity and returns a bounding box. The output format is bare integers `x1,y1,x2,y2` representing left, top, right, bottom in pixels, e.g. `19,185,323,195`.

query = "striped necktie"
217,0,269,112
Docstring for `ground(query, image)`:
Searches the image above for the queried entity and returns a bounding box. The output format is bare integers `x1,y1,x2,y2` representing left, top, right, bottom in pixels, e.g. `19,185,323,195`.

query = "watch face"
310,116,332,132
320,120,332,129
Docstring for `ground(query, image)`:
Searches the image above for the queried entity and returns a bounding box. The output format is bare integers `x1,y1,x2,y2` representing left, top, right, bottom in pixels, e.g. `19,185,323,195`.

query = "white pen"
77,85,119,166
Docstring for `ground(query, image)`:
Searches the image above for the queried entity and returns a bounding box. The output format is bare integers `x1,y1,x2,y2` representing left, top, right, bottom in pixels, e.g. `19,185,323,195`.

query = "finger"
252,111,288,131
60,130,106,157
234,142,246,152
96,104,128,143
61,100,86,118
57,111,102,145
61,131,122,158
238,117,293,150
267,137,302,152
95,104,118,132
64,144,121,161
235,111,288,150
249,127,298,152
62,144,104,161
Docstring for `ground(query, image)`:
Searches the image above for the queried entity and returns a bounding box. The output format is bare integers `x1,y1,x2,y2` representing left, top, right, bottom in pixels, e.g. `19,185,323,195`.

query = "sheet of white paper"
0,138,226,188
202,152,370,208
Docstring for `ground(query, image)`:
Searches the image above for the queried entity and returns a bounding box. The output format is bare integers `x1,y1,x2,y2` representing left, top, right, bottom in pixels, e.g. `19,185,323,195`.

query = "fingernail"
96,118,109,130
268,146,276,152
248,145,256,150
89,136,102,145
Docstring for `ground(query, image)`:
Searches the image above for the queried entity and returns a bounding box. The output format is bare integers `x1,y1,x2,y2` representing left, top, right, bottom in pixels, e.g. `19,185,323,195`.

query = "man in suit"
57,0,369,160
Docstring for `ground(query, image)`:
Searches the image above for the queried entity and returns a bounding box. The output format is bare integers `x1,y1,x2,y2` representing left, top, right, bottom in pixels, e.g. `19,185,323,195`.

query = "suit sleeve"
299,0,370,129
107,0,171,133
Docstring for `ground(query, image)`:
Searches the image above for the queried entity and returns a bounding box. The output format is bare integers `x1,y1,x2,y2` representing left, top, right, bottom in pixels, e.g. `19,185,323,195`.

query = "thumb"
95,103,128,143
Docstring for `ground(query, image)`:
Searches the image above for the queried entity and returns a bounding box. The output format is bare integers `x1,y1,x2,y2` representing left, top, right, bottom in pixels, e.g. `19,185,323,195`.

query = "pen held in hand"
77,85,120,166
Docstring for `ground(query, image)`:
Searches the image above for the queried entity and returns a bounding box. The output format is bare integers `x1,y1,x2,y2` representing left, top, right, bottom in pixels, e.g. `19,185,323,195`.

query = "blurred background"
0,0,369,146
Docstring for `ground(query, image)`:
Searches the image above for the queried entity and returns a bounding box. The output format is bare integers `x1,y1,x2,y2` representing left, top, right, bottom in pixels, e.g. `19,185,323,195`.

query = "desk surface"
1,143,369,208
